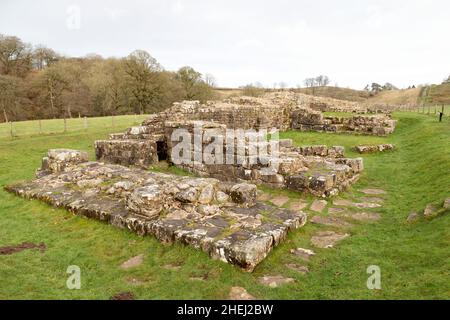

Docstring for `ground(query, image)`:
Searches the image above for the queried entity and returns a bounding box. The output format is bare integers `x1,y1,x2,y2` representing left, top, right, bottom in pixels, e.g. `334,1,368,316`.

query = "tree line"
0,34,216,122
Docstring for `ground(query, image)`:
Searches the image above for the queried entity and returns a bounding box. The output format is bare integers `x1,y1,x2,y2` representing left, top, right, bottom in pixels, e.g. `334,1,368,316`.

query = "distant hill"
214,84,450,107
366,87,422,106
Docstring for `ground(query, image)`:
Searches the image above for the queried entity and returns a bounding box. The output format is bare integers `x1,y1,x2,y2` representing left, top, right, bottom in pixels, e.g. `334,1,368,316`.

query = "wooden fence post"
111,115,115,128
84,116,88,130
10,121,13,138
64,117,67,133
39,120,42,134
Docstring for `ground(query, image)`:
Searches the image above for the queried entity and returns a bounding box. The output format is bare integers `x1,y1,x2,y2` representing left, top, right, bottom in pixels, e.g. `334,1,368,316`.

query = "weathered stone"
215,191,230,203
288,200,308,211
229,183,257,206
258,275,295,288
310,215,353,228
257,192,272,201
163,264,182,271
198,184,215,204
228,287,256,300
423,204,438,217
406,212,420,223
358,197,384,204
333,199,353,207
361,188,386,195
120,254,144,269
290,247,315,261
328,207,345,214
127,185,164,218
269,195,290,207
353,202,382,209
310,200,327,213
341,212,381,222
444,198,450,210
285,264,309,274
355,144,395,154
311,231,350,248
176,187,199,203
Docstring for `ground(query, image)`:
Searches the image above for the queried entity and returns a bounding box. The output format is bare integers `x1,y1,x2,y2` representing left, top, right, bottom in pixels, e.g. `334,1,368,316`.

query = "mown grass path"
0,113,448,299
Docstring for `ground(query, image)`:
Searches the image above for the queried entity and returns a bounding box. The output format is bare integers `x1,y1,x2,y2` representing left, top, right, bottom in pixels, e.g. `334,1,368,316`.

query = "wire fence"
0,114,150,139
393,104,450,116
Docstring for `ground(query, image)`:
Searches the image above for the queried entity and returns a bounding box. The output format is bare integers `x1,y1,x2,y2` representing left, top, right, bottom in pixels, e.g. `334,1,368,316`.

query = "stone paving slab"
310,215,353,228
288,200,308,211
120,254,144,269
310,200,327,213
360,188,387,195
269,195,290,207
258,275,295,287
328,207,345,214
311,231,350,248
290,247,316,261
228,287,256,300
285,264,309,274
6,160,307,272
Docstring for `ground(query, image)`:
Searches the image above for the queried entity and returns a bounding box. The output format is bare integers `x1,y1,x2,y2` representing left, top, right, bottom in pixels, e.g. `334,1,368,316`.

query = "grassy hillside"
296,86,370,102
0,113,449,299
366,87,421,106
423,83,450,105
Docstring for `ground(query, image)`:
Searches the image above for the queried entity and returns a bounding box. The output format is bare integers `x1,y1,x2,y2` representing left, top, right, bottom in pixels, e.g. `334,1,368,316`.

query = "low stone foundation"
355,144,395,154
291,109,396,136
6,149,307,271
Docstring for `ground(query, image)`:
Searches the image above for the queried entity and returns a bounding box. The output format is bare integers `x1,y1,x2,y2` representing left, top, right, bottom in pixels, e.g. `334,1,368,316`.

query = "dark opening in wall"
156,140,168,161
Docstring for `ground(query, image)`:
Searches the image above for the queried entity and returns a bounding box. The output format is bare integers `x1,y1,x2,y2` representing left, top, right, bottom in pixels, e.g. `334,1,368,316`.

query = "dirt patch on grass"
110,292,135,300
0,242,46,255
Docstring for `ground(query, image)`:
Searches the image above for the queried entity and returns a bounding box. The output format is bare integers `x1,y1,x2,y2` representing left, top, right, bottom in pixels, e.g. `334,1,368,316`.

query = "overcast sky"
1,0,449,89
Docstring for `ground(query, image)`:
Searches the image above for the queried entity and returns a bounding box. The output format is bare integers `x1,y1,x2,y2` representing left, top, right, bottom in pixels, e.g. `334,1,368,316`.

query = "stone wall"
291,108,396,136
161,120,363,197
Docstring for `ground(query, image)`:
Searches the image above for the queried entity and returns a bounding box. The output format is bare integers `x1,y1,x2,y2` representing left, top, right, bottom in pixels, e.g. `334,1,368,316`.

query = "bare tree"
0,34,32,77
32,45,59,70
204,73,216,87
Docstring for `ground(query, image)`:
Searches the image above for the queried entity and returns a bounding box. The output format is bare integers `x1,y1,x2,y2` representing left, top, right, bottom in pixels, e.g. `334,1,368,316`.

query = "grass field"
0,115,150,139
0,113,449,299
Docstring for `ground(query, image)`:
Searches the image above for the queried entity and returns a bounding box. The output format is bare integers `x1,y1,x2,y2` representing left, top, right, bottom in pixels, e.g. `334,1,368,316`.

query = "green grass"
0,113,449,299
0,114,150,138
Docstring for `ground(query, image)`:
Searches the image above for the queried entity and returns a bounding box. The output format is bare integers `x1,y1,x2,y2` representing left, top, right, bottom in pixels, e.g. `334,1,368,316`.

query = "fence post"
39,119,42,134
64,117,67,133
10,121,13,138
84,116,88,130
111,115,115,128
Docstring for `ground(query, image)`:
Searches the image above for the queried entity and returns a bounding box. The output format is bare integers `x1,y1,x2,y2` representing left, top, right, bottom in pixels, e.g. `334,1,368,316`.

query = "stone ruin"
7,149,306,271
5,93,394,271
95,93,374,197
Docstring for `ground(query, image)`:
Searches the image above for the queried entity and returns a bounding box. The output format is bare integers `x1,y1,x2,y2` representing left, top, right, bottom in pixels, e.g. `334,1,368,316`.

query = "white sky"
1,0,449,89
